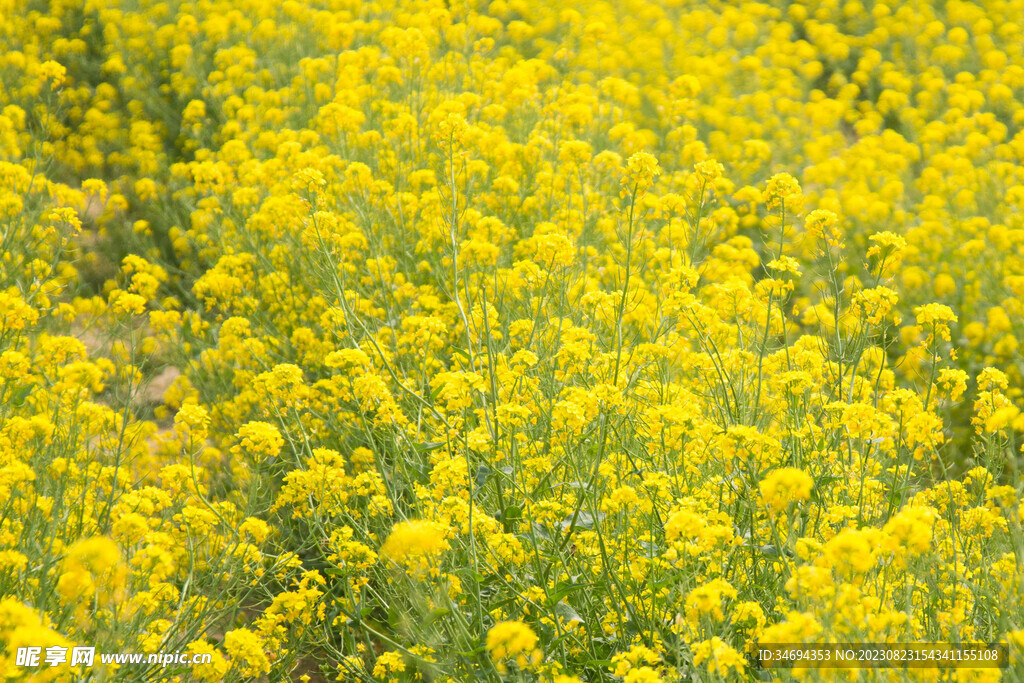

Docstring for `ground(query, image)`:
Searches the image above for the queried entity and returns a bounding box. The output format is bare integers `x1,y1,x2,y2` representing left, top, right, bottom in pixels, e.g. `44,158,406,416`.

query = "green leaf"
586,659,614,667
501,504,522,524
446,342,471,361
475,464,492,488
560,510,605,531
531,523,551,540
426,607,450,624
548,580,594,604
553,601,584,625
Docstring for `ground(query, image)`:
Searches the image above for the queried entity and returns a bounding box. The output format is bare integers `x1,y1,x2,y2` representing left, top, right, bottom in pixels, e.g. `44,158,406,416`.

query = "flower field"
3,0,1024,680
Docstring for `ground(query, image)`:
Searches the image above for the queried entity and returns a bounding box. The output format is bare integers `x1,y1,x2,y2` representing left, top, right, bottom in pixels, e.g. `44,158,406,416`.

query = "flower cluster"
2,0,1024,681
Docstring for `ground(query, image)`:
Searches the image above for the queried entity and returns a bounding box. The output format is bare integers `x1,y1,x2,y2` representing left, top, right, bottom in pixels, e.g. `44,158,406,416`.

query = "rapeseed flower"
759,467,814,512
4,0,1024,679
486,620,542,672
380,520,450,575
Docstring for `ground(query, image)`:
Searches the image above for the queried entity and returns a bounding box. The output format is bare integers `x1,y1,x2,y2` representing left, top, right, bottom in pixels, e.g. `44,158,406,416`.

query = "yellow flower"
109,289,147,316
292,167,326,194
10,0,1024,677
486,620,542,672
803,209,838,242
624,667,662,683
379,520,450,574
914,303,957,345
611,645,661,677
56,536,125,607
852,286,901,325
684,578,738,625
823,528,878,576
532,232,576,269
234,421,284,460
175,402,210,441
759,467,814,512
239,517,271,543
622,151,661,195
693,158,723,183
0,598,73,675
692,637,746,677
883,506,937,559
0,290,39,332
763,172,801,212
187,640,229,681
435,112,468,150
373,650,406,682
81,178,108,202
224,628,270,678
47,207,82,234
978,368,1009,392
866,231,908,273
935,368,969,401
785,566,835,602
37,60,67,88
